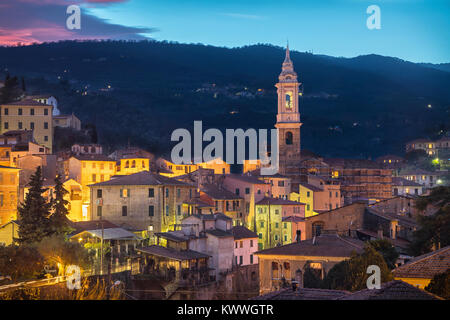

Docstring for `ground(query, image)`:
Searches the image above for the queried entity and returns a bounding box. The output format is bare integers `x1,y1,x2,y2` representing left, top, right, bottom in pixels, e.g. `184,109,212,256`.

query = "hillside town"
0,46,449,300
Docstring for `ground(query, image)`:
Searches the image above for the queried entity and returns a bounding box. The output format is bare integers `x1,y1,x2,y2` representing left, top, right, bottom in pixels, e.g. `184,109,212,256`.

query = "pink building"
232,226,259,266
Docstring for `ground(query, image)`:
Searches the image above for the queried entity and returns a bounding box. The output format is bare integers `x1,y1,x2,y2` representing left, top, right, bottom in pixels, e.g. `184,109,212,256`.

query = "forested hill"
0,40,449,158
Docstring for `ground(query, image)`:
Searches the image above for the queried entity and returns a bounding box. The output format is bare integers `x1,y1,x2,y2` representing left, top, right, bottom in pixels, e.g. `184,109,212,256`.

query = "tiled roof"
201,183,242,200
256,197,305,206
392,177,423,187
89,171,191,187
282,216,305,222
251,288,350,300
338,280,442,300
68,220,118,235
3,99,50,107
0,165,20,170
226,174,269,185
299,182,323,192
393,246,450,279
232,226,258,240
205,229,233,238
155,231,191,242
183,198,214,208
72,154,115,162
137,245,210,261
256,234,364,258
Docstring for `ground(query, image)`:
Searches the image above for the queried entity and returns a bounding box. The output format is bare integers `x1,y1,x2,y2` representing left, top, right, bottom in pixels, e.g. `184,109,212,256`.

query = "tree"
49,175,70,236
322,245,393,292
17,167,53,244
368,239,399,269
303,262,323,288
21,76,26,92
409,186,450,256
35,235,92,276
0,245,44,281
425,269,450,299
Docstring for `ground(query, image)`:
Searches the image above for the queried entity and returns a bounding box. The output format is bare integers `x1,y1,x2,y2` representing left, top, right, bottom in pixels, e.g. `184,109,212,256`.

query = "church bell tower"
275,44,302,175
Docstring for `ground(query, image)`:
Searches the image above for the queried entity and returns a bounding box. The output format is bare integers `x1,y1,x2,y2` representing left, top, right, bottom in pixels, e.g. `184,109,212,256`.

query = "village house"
0,165,20,225
0,219,19,246
393,246,450,289
392,177,423,196
65,154,116,219
88,171,196,240
231,225,258,266
53,113,81,130
255,233,365,295
0,99,53,152
254,197,306,250
222,174,271,231
398,168,443,189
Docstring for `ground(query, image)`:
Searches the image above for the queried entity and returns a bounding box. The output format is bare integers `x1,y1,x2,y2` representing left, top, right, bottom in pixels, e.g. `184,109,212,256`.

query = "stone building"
88,171,196,237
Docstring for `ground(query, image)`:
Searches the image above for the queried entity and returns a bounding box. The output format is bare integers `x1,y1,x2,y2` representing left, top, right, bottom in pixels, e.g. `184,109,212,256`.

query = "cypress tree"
49,175,70,235
17,166,52,244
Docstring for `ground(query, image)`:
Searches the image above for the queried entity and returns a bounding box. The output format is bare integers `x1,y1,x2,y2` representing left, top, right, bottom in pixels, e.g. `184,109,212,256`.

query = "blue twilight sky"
1,0,449,63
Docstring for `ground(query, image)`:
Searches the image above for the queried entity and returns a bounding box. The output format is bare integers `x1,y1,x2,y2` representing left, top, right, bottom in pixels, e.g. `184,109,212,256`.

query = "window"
30,109,34,115
258,233,262,239
149,205,154,217
30,122,34,130
245,188,250,194
120,189,130,198
100,163,104,170
177,188,181,198
92,174,96,182
131,160,136,168
239,256,243,265
284,222,287,228
250,254,254,264
260,221,264,228
278,181,285,187
165,205,169,216
44,109,48,115
149,188,154,197
275,209,279,215
165,188,169,197
97,206,102,217
275,222,279,228
177,205,181,216
18,122,22,129
3,122,8,130
97,189,102,198
235,242,238,249
250,239,253,247
44,136,48,141
4,108,8,115
18,108,22,115
240,240,243,248
235,256,238,265
306,191,310,197
100,174,104,182
329,191,332,198
122,206,127,216
307,204,310,211
274,235,278,241
284,235,287,241
335,192,338,197
285,132,293,145
235,188,240,195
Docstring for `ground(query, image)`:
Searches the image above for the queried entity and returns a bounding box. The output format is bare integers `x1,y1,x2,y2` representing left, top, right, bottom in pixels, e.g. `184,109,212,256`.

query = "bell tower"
275,44,302,175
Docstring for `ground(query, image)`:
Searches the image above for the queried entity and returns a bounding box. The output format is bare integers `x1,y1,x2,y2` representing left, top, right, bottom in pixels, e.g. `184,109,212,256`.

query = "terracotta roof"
392,177,423,187
256,197,305,206
137,245,210,261
299,182,323,192
3,99,50,107
226,174,269,185
393,246,450,279
338,280,442,300
256,234,364,258
282,216,305,222
155,231,191,242
251,288,350,300
201,183,242,200
89,171,191,187
183,198,214,208
232,226,258,240
205,229,233,238
68,220,118,235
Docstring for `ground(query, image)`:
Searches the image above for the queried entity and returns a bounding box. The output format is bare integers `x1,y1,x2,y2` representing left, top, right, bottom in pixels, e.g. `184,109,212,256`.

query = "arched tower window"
131,160,136,168
125,161,129,168
285,132,293,145
285,92,292,109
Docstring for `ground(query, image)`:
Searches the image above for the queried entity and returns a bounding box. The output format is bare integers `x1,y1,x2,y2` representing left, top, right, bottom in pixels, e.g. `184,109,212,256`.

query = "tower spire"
284,41,291,63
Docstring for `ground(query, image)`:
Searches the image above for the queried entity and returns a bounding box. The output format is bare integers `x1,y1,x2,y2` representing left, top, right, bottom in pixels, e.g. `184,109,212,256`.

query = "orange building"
0,165,20,225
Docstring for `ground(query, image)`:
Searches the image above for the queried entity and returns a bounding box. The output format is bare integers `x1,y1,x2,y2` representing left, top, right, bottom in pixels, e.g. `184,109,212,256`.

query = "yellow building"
157,158,198,177
197,158,231,175
0,220,19,246
243,159,261,174
1,99,53,152
393,246,450,289
0,145,12,167
0,165,20,225
66,155,116,219
290,184,318,218
116,157,150,175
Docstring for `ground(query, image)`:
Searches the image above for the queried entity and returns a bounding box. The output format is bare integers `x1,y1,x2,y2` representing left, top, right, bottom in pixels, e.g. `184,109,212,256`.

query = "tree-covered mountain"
0,40,448,158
